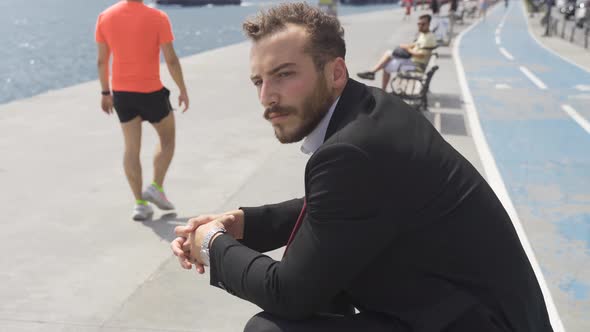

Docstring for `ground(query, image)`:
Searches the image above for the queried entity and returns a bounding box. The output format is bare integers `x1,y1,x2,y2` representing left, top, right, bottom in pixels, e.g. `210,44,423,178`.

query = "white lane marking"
495,83,512,89
500,47,514,60
496,36,501,44
575,84,590,91
429,109,464,115
520,66,547,89
498,8,508,30
453,6,565,331
562,104,590,134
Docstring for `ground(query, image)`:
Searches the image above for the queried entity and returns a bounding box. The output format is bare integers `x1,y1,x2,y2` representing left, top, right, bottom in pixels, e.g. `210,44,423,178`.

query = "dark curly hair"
242,2,346,70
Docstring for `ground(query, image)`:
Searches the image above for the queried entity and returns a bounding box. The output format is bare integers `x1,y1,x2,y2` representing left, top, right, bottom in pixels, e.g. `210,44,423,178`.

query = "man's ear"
330,57,348,90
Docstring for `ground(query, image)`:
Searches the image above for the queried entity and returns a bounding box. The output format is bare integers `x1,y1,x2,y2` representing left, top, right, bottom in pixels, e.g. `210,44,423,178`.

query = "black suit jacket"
209,79,553,332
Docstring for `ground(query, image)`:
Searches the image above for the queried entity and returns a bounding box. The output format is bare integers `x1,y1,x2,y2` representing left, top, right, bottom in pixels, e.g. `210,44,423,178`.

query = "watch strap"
200,226,226,266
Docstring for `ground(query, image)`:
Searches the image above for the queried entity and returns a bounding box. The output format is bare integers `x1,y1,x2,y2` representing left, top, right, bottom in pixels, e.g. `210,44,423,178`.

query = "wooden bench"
389,52,439,111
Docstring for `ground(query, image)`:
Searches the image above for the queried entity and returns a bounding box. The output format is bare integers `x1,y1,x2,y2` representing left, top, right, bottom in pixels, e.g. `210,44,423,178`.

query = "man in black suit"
171,3,553,331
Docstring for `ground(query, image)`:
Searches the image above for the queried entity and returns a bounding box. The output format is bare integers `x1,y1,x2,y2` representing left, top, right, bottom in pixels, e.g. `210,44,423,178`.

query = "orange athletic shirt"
95,1,174,93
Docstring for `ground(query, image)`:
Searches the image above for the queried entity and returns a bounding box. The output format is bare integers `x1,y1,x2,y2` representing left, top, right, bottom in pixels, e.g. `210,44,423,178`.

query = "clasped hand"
171,211,243,274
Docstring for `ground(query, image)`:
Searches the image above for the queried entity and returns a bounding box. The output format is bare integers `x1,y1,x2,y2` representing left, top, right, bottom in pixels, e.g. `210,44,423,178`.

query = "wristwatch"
101,90,111,96
200,226,226,266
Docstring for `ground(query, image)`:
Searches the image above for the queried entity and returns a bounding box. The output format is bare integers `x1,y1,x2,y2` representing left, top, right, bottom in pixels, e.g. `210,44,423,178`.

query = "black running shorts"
113,87,173,123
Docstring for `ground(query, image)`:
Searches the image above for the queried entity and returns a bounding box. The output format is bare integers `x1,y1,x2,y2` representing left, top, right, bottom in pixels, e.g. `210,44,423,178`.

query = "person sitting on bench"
357,14,437,90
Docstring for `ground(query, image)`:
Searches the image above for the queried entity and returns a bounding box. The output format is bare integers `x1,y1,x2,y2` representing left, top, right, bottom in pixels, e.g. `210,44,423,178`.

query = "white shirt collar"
300,97,340,155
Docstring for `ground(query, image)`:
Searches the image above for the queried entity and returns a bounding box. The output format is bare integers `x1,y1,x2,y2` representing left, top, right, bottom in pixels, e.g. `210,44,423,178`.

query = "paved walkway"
0,3,586,331
527,4,590,72
531,5,590,54
458,2,590,331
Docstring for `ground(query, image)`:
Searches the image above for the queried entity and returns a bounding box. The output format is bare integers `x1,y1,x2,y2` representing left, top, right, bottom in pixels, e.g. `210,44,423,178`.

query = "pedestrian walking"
95,0,190,220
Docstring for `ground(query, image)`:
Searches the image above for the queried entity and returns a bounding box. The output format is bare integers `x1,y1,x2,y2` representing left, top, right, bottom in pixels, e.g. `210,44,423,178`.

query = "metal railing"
536,3,589,50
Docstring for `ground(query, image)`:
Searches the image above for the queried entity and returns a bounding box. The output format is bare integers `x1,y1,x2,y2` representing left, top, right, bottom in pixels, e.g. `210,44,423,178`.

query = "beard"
264,75,334,144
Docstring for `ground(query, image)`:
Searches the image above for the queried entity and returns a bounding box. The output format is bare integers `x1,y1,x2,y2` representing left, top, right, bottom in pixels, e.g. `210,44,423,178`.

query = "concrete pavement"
526,3,590,72
2,3,583,331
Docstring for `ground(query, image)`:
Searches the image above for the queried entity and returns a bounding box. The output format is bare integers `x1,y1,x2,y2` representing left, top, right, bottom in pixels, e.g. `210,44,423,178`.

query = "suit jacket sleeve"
239,198,304,252
209,143,389,319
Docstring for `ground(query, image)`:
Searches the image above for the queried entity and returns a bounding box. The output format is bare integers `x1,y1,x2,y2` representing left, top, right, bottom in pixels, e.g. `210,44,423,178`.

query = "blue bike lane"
456,2,590,331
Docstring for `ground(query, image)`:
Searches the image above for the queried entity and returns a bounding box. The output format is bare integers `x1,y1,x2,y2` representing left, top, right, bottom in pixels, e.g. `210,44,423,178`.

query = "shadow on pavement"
435,53,453,59
140,212,190,242
430,92,464,109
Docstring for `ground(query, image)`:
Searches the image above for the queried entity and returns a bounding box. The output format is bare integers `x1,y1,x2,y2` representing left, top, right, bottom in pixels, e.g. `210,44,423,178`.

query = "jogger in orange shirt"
96,0,189,221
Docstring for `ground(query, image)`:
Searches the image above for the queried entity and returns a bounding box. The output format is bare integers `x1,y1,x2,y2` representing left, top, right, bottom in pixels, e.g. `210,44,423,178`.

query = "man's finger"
174,223,198,237
189,215,218,227
175,214,220,237
171,237,186,257
171,237,193,269
175,215,213,235
182,238,191,252
174,225,190,237
190,256,205,274
178,255,192,269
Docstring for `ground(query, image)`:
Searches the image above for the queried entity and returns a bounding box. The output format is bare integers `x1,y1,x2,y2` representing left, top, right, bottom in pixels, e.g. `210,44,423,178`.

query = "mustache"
263,105,294,120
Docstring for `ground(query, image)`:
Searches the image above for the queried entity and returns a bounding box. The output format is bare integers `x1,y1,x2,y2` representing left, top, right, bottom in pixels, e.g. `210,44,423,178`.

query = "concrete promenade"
0,3,587,331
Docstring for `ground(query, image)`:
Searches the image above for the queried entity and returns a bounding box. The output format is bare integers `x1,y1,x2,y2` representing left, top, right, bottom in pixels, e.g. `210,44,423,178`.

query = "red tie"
284,199,306,255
